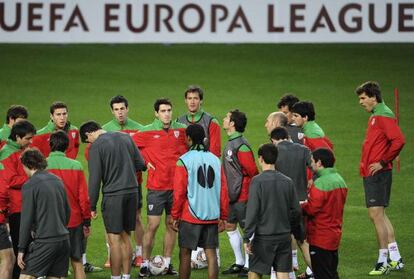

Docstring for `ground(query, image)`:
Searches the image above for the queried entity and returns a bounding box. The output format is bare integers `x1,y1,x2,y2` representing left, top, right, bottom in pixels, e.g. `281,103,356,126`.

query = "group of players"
0,81,405,279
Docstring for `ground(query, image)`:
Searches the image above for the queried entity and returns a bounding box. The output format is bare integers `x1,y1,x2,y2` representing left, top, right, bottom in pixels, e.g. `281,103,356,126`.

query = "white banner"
1,0,413,43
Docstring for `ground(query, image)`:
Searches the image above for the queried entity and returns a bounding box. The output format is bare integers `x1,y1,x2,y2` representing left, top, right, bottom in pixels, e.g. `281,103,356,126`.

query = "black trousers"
309,245,339,279
9,213,21,279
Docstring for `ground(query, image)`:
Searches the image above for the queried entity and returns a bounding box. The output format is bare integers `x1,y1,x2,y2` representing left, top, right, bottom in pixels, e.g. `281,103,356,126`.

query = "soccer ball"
191,250,208,269
149,255,167,276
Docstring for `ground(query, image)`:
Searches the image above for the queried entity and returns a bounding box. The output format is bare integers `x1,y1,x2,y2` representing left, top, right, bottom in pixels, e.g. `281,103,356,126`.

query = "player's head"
21,148,47,176
355,81,382,112
291,101,315,127
223,109,247,133
311,148,335,172
154,98,173,125
185,85,204,113
49,130,69,153
6,105,28,126
186,124,206,151
110,95,129,124
265,112,287,135
258,143,278,165
50,102,69,130
277,94,299,124
79,121,102,144
9,120,36,148
270,127,289,145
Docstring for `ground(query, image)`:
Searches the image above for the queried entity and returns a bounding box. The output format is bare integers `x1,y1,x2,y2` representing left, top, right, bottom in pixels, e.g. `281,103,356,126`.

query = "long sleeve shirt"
47,151,91,228
133,119,187,191
0,140,28,214
0,163,9,224
301,168,347,251
244,170,301,242
88,132,146,211
31,120,80,159
19,171,70,253
302,121,334,152
0,124,11,149
360,102,405,177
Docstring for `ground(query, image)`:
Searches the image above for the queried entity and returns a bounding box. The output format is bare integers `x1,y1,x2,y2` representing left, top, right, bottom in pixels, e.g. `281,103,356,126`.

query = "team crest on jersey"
153,135,160,139
71,132,76,139
227,150,232,156
148,204,154,211
298,132,304,140
174,131,180,138
371,118,376,126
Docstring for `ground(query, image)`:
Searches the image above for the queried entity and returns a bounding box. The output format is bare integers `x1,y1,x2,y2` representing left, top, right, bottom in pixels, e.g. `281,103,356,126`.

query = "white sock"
378,249,389,264
135,245,142,256
164,257,171,266
388,242,401,261
142,259,149,268
82,253,87,265
111,276,121,279
244,253,249,268
270,267,277,279
227,229,245,266
216,248,221,267
122,275,130,279
306,266,313,275
191,249,199,262
289,271,296,279
107,243,111,257
292,249,298,268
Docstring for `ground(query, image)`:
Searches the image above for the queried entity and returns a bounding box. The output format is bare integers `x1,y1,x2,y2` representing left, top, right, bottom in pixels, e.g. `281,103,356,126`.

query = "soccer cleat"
238,267,249,277
297,272,314,279
83,262,103,273
222,263,244,275
139,266,151,278
133,255,143,267
389,258,404,271
368,262,390,276
164,264,178,275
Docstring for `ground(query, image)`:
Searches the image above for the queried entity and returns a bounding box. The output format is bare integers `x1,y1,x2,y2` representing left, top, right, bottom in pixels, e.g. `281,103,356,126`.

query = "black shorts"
309,245,339,279
249,235,292,275
227,201,246,228
138,184,143,209
178,221,219,250
363,170,392,208
21,239,70,278
0,224,12,250
102,192,138,233
146,190,173,216
69,224,85,261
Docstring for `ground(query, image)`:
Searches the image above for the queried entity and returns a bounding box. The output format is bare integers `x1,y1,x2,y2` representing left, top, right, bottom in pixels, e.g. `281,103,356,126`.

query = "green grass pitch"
0,43,413,278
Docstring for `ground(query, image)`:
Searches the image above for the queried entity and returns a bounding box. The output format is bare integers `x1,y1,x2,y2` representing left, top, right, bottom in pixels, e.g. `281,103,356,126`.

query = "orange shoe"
133,255,143,267
104,258,111,268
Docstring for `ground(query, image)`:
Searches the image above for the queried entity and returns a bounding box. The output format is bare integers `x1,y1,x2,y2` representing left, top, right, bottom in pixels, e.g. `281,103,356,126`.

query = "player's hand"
244,242,253,255
17,252,25,269
147,162,155,171
91,211,98,219
369,162,383,175
170,219,179,232
83,226,91,238
218,220,226,233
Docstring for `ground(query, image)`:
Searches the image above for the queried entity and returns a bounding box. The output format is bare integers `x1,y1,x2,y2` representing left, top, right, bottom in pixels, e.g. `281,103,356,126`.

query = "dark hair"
277,94,299,111
50,101,68,114
186,124,206,151
185,85,204,100
49,130,69,152
110,95,129,109
270,127,289,141
258,143,278,164
6,105,28,124
79,121,101,143
154,98,172,112
355,81,382,103
21,148,47,171
312,148,335,168
291,101,315,121
9,120,36,141
229,109,247,133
